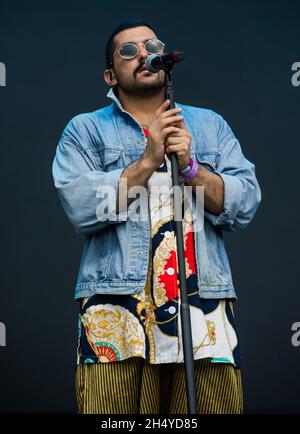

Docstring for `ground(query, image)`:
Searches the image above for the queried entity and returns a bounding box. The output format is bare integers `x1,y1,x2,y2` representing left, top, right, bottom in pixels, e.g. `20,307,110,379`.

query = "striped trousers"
75,357,243,414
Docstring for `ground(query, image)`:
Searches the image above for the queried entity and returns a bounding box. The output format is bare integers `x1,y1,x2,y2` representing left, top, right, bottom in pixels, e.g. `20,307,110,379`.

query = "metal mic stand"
164,66,197,414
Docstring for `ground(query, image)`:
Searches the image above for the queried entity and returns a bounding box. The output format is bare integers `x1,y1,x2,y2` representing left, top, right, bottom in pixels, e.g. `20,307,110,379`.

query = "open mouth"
137,66,150,74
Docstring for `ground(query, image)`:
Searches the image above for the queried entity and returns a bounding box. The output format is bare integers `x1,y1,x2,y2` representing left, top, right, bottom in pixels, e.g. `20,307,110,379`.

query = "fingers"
165,143,189,154
161,108,182,119
162,126,181,135
157,99,182,117
165,136,184,145
156,99,171,114
161,115,184,127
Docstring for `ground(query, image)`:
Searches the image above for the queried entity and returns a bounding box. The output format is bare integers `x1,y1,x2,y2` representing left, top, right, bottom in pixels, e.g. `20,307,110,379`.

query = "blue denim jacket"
52,88,261,300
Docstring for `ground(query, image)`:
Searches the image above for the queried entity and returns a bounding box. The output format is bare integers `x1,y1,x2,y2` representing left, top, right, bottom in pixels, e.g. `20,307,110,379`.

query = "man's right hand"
143,99,184,169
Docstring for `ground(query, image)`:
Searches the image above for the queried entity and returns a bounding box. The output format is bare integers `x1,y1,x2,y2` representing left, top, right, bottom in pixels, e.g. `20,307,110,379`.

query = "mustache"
135,61,146,76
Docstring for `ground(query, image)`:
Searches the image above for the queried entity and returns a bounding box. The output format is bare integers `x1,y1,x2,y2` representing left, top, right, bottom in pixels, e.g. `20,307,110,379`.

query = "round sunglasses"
113,39,165,61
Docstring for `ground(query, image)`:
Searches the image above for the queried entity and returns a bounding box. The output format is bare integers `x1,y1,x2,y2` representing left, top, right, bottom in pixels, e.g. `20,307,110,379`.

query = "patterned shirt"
76,127,241,367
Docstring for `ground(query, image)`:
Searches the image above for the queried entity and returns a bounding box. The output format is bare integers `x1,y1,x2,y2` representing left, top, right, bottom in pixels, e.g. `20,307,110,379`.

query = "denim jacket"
52,88,261,300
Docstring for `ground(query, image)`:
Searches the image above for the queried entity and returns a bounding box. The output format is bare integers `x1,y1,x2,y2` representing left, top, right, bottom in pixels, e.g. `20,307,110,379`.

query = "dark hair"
105,19,157,69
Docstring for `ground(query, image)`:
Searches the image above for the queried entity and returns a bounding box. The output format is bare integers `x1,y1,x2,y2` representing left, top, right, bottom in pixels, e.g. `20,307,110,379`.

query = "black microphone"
145,50,184,73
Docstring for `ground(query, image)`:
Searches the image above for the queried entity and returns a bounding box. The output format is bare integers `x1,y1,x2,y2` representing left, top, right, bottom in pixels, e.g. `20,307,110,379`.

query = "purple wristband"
180,158,193,174
180,158,198,182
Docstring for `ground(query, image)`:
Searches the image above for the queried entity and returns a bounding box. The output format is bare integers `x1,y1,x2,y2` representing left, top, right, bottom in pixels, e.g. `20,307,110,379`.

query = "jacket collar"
106,87,179,113
106,87,125,113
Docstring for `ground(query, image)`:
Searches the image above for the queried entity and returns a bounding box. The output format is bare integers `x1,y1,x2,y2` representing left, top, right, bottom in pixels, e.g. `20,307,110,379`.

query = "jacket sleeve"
204,113,262,232
52,116,129,234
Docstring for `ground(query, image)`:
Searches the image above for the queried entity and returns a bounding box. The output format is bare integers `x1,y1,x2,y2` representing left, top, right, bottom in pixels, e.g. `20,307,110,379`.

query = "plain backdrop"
0,0,299,413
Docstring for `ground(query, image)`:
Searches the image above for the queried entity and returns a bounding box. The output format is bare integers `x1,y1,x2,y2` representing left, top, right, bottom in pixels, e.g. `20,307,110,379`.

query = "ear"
104,69,117,86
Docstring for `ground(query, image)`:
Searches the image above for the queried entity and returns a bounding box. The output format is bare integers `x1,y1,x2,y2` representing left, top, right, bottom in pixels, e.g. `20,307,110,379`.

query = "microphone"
145,50,184,73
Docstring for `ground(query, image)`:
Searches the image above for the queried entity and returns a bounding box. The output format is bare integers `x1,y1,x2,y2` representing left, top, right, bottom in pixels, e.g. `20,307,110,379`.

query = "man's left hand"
164,120,192,170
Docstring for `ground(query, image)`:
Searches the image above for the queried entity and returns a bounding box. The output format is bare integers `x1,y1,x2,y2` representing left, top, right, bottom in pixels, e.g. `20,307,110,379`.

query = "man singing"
52,19,261,414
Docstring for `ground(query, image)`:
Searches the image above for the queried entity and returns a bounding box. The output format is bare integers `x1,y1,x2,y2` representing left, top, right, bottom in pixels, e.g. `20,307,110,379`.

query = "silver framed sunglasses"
114,38,165,60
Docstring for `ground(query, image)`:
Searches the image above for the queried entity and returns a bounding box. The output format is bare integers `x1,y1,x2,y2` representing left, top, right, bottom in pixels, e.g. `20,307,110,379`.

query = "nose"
136,42,148,61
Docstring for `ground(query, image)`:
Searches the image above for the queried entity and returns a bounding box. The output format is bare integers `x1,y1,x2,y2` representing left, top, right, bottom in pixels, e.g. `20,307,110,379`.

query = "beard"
114,70,165,96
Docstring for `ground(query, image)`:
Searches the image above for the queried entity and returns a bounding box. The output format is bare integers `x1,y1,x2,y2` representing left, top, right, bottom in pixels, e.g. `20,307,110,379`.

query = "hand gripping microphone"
145,50,184,73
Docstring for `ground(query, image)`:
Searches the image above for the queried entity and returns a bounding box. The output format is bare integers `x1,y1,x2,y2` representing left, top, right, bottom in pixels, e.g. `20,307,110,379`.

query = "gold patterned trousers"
75,356,243,414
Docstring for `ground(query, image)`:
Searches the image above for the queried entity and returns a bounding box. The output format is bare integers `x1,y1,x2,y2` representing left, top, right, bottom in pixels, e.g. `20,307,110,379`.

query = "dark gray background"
0,0,299,414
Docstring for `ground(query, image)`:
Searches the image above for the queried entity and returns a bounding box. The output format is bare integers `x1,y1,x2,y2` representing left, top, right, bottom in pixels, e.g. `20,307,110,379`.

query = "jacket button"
166,267,175,275
164,231,172,238
137,250,143,256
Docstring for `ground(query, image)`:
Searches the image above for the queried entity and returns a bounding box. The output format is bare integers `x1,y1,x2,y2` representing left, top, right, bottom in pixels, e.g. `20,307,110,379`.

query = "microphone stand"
164,67,197,414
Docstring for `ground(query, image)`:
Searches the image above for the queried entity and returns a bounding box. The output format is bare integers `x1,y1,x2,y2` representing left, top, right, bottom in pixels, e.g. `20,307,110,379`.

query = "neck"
117,88,165,128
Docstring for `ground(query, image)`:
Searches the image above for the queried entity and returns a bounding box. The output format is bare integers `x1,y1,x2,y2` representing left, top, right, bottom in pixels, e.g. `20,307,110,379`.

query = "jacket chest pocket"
194,151,219,172
88,146,125,172
124,146,146,167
